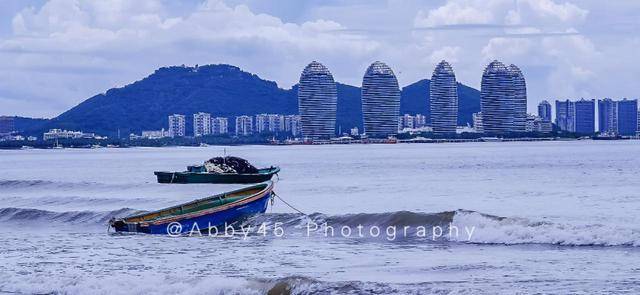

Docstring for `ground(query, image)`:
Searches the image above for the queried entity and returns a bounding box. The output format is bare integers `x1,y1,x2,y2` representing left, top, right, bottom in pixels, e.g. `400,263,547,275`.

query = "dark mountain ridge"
16,64,480,137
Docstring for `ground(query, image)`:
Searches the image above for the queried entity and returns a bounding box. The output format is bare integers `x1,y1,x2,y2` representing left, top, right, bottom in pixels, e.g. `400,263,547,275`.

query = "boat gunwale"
144,183,273,225
154,166,280,176
120,182,272,223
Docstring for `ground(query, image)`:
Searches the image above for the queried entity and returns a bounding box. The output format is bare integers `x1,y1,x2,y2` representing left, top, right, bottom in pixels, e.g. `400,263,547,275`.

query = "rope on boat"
272,191,308,217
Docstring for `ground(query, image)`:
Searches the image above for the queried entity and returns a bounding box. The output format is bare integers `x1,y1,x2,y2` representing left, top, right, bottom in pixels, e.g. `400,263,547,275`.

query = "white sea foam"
451,210,640,246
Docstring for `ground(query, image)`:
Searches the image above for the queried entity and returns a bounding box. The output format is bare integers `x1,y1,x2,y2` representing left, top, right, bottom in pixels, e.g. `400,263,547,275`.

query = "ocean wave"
451,210,640,247
0,273,484,295
2,207,639,247
0,207,144,225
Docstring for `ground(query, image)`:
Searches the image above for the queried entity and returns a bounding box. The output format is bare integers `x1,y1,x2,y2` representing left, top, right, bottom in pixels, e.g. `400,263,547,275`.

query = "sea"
1,140,639,294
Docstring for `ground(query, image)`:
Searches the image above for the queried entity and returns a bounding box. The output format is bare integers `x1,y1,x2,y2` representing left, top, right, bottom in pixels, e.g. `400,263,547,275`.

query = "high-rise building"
430,60,458,134
574,99,595,134
481,60,514,134
508,64,527,132
168,114,185,137
533,117,553,133
298,61,337,139
193,112,211,137
0,116,14,134
555,100,575,132
211,117,229,135
598,98,617,134
472,112,483,133
617,99,638,136
255,114,285,133
399,114,415,130
284,115,302,136
414,114,427,128
538,100,552,122
525,114,535,132
235,115,253,136
361,61,401,138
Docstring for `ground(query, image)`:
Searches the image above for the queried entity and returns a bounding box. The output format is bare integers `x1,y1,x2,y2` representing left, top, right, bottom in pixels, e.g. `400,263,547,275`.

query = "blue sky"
0,0,639,118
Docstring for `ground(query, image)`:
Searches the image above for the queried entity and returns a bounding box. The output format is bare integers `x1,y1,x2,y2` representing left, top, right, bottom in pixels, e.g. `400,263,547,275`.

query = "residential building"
481,60,515,134
284,115,302,136
574,99,595,134
598,98,617,134
472,112,483,133
193,112,211,137
168,114,186,137
298,61,337,139
235,115,253,136
555,100,575,132
508,64,527,132
141,129,169,139
430,60,458,134
211,117,229,135
617,99,638,136
361,61,401,138
538,100,552,122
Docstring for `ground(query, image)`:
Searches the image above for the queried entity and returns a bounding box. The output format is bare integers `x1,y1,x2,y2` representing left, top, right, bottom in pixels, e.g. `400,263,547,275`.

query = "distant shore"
1,133,637,150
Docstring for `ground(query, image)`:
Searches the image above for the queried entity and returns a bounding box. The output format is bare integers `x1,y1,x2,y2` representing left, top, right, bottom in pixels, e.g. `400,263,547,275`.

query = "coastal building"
235,115,253,136
398,114,429,132
574,99,595,135
480,60,514,134
211,117,229,135
525,114,535,132
533,117,553,133
430,60,458,134
598,98,618,134
0,116,14,135
141,129,169,139
414,114,427,128
555,100,575,132
168,114,185,137
538,100,552,122
256,114,285,133
617,99,638,136
361,61,401,138
472,112,483,133
350,127,359,137
298,61,337,139
284,115,302,136
193,112,211,137
508,64,527,132
399,114,415,130
43,129,102,140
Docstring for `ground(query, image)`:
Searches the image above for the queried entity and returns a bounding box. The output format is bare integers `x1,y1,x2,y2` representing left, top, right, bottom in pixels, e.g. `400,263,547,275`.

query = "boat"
154,166,279,184
155,156,280,184
109,181,274,234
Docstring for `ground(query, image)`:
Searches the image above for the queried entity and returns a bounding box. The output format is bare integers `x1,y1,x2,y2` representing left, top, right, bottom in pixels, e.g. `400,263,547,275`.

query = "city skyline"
1,0,639,118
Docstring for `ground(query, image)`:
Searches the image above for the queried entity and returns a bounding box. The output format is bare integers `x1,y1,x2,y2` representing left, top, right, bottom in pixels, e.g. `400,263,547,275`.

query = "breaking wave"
1,207,639,247
0,207,144,225
0,274,486,295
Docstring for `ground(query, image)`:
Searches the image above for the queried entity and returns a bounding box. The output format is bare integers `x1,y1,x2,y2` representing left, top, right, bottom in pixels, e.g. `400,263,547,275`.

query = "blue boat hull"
111,185,272,235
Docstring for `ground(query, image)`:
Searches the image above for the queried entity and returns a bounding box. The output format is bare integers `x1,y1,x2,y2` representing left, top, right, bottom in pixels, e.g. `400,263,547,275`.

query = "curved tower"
481,60,514,134
361,61,401,138
430,60,458,134
508,64,527,132
298,61,337,139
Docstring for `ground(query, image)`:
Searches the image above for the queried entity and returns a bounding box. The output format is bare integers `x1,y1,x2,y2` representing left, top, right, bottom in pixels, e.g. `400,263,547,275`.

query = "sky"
0,0,639,118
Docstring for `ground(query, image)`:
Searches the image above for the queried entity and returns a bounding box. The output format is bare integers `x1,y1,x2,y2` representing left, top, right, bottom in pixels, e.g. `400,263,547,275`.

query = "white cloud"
0,0,638,118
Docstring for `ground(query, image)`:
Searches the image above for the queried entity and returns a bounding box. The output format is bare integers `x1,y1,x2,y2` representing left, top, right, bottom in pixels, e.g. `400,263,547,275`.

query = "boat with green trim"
109,181,274,234
154,166,280,184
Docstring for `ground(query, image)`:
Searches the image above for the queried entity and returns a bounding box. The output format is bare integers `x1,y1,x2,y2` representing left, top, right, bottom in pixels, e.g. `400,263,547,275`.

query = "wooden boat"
109,182,274,234
154,166,280,184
